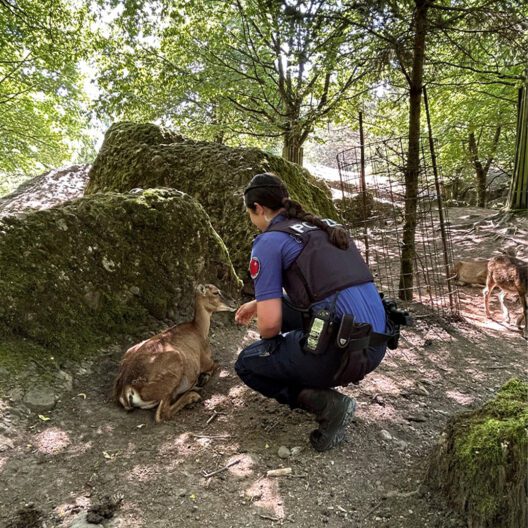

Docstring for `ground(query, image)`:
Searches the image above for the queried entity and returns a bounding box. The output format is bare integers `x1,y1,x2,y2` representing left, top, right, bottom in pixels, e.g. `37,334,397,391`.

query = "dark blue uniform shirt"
251,215,386,333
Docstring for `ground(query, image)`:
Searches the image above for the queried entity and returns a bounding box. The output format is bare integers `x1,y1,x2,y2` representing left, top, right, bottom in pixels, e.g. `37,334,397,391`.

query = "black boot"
296,388,356,452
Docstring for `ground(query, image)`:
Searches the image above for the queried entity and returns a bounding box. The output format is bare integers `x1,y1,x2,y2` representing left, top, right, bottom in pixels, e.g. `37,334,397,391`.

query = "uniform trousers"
234,299,386,408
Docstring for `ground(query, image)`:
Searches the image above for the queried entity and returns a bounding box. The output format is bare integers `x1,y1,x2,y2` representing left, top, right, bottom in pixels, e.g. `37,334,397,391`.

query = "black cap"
243,173,287,195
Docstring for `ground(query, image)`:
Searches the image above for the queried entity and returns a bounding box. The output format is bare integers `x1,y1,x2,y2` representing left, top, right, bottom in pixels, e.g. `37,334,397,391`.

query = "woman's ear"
253,202,265,215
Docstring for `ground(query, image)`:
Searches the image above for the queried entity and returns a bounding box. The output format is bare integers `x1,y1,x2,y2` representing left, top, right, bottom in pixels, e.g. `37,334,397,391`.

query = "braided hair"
244,173,349,250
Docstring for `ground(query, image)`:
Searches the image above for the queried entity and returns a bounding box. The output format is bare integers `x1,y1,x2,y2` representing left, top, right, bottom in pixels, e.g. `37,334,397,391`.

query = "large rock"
425,378,528,528
0,188,241,363
85,122,338,279
0,165,90,218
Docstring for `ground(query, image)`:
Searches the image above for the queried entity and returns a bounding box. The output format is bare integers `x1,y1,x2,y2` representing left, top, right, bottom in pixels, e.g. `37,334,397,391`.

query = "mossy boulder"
85,122,338,280
0,188,241,370
425,378,528,528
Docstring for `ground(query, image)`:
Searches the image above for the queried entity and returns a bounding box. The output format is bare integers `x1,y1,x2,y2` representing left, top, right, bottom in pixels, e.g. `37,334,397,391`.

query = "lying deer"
483,255,528,339
450,260,488,286
114,284,233,422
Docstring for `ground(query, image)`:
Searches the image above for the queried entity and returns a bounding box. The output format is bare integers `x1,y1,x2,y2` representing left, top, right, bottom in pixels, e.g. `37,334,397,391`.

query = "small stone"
395,439,408,449
405,414,427,423
0,435,14,452
70,512,102,528
23,386,57,412
372,394,385,406
413,383,430,396
290,446,303,456
55,370,73,391
7,387,24,402
380,429,392,441
277,446,291,459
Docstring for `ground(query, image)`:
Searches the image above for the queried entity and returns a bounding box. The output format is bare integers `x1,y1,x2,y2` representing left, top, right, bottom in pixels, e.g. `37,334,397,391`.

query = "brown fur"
113,284,233,422
483,256,528,338
451,260,488,286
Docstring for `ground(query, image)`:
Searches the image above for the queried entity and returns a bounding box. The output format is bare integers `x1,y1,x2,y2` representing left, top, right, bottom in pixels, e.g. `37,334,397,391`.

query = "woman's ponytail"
281,198,349,250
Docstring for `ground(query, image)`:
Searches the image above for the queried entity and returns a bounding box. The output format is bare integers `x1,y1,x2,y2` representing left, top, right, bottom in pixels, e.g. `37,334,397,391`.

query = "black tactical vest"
266,218,374,309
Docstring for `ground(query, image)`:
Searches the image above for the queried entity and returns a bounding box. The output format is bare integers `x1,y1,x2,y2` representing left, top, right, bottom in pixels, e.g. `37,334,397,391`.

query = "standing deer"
451,260,488,286
114,284,233,422
483,255,528,339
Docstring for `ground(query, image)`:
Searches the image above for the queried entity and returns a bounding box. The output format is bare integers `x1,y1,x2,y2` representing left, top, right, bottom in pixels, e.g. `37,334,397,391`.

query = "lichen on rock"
85,122,338,280
0,188,241,368
425,378,528,528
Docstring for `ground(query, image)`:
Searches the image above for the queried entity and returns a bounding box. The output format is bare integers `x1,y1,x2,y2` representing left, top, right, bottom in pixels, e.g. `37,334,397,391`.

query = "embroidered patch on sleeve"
249,256,261,280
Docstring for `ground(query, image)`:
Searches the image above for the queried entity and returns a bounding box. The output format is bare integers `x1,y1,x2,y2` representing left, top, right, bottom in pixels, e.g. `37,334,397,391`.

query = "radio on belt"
304,309,332,355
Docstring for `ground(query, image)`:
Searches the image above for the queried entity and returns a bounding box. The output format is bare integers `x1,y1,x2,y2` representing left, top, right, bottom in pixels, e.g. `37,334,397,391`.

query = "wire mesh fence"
336,137,460,317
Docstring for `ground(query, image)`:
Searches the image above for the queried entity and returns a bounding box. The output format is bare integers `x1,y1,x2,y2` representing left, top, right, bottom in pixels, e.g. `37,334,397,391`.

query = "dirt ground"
0,175,527,528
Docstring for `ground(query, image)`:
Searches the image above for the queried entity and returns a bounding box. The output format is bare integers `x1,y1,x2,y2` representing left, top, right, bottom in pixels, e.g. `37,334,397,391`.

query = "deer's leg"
483,280,495,319
516,294,528,338
155,398,172,423
167,390,202,417
154,391,202,422
498,290,510,323
197,346,217,387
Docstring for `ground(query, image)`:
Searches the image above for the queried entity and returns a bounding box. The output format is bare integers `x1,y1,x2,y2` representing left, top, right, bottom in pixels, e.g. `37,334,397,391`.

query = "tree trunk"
507,83,528,210
398,0,430,301
468,131,487,207
468,126,501,208
282,131,304,165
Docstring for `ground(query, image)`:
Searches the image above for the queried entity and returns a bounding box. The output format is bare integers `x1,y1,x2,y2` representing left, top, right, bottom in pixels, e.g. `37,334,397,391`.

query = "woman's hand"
235,300,258,325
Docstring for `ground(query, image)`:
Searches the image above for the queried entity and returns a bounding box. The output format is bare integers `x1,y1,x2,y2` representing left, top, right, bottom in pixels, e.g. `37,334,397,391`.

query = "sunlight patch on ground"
427,354,456,376
127,463,159,483
34,427,71,455
362,373,412,397
157,431,233,459
107,501,144,528
356,402,402,424
461,368,487,382
159,432,195,457
122,441,139,457
245,477,285,519
217,369,231,378
95,424,115,435
445,389,475,406
228,385,250,407
53,495,91,526
228,453,256,478
65,440,93,457
203,393,229,410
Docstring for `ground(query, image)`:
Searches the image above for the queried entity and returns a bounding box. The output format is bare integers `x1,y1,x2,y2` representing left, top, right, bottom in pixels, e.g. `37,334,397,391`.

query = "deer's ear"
196,284,206,295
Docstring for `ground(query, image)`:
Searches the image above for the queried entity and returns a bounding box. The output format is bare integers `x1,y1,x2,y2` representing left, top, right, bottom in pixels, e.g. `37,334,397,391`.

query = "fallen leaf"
38,415,50,421
78,393,87,399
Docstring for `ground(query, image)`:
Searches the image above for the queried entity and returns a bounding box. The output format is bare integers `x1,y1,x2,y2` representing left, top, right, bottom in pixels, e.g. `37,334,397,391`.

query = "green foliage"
93,0,380,154
361,0,527,191
0,0,92,185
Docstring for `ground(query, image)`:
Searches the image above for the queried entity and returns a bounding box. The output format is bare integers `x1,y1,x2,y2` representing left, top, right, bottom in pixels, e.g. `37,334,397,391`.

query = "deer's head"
195,284,234,313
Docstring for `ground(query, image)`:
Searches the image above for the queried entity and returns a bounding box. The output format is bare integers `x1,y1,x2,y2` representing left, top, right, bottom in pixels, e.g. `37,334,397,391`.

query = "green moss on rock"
0,188,241,368
425,378,528,528
86,122,338,280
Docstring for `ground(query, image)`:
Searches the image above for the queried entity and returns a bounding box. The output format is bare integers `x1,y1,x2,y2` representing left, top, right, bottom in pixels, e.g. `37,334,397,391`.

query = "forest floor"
0,172,527,528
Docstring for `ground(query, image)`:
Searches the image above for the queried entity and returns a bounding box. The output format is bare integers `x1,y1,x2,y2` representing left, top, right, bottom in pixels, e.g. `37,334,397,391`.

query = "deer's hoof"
197,373,211,387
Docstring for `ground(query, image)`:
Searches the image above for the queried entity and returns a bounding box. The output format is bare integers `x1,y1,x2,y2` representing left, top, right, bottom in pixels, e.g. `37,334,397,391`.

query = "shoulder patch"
249,256,261,280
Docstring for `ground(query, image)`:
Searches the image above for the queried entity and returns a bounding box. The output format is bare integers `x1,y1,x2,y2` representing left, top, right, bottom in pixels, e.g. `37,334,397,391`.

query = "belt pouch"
333,318,372,386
